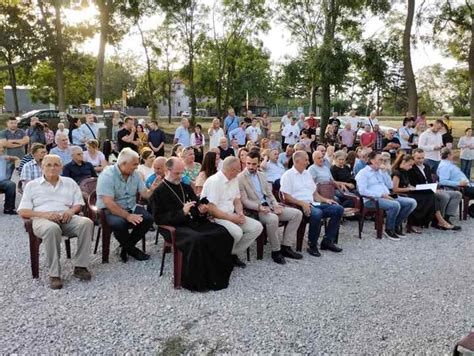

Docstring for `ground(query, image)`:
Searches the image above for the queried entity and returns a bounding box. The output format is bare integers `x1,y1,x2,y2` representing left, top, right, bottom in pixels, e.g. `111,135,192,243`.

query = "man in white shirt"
245,118,261,145
347,110,360,132
201,156,263,268
80,114,99,142
280,111,293,148
282,117,300,146
418,119,444,172
18,154,94,289
280,151,344,257
208,117,225,149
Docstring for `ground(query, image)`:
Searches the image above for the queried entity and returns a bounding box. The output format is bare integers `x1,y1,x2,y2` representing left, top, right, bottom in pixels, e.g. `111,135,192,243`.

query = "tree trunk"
320,84,331,141
53,0,65,112
168,78,172,124
403,0,418,117
138,23,156,121
310,81,318,113
96,0,110,138
7,62,19,116
188,54,197,126
469,11,474,128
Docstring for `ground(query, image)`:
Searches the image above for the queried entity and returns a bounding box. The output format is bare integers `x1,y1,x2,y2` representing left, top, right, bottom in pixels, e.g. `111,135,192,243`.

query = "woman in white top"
458,127,474,180
83,139,108,173
137,149,156,181
208,117,224,149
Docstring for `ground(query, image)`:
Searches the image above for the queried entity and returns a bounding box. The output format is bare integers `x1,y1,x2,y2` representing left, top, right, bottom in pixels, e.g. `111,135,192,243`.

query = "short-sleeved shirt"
308,164,334,183
280,167,316,203
201,170,240,215
229,127,247,146
174,126,190,147
20,159,42,182
224,115,240,133
0,156,8,181
208,128,225,149
117,128,139,152
282,124,300,145
148,129,166,149
84,150,105,167
245,126,261,143
339,129,355,147
50,146,72,165
96,164,145,210
18,176,84,212
0,128,27,158
80,122,99,141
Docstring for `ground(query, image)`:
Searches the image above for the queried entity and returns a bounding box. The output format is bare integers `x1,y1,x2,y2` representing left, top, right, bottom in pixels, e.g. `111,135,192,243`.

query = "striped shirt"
18,176,84,212
20,159,42,182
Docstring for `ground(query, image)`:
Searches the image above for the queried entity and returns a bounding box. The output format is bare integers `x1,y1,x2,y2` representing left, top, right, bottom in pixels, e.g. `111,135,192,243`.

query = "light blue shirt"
229,127,246,145
96,165,146,210
71,128,86,145
262,161,285,183
308,164,333,183
0,156,8,181
248,171,266,203
278,152,290,167
50,146,72,165
145,173,190,188
353,159,367,176
437,160,469,186
80,122,99,141
174,126,190,147
355,165,392,198
224,115,240,134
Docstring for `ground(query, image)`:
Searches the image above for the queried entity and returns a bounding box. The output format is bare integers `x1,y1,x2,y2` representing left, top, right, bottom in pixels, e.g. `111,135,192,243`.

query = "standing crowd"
0,109,473,291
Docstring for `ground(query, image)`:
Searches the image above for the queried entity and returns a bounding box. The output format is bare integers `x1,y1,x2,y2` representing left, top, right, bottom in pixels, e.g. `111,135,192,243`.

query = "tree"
103,56,137,106
431,0,474,125
445,66,470,116
403,0,418,117
0,3,45,115
161,0,208,125
416,64,446,115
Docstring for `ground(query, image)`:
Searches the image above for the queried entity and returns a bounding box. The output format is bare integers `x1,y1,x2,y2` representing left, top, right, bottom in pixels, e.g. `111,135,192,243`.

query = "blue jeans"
460,159,473,180
308,204,344,246
424,159,440,173
0,179,16,211
366,196,417,230
104,205,153,251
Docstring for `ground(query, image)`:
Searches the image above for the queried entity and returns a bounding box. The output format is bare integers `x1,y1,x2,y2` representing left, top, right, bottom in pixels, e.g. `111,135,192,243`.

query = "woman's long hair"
68,117,80,144
200,151,217,179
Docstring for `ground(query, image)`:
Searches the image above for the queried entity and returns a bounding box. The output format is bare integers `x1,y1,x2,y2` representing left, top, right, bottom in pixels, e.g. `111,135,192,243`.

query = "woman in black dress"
392,153,455,233
151,158,234,292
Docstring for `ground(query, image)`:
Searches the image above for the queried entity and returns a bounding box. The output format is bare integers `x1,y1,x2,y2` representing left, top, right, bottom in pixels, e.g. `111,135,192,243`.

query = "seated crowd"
0,109,472,292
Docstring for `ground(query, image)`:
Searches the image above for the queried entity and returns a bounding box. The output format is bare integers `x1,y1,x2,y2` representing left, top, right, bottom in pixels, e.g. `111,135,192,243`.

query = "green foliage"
445,66,470,116
103,56,137,105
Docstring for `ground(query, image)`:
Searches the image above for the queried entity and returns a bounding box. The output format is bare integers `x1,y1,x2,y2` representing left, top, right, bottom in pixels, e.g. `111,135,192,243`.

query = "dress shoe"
395,226,406,237
271,251,286,265
232,255,246,268
384,229,400,241
49,277,63,290
307,245,321,257
73,267,92,281
281,245,303,259
3,210,17,215
439,224,462,231
320,242,343,253
128,247,150,261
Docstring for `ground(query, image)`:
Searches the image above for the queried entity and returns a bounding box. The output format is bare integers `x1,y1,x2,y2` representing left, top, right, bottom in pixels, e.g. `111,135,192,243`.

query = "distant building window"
178,102,181,107
177,85,181,90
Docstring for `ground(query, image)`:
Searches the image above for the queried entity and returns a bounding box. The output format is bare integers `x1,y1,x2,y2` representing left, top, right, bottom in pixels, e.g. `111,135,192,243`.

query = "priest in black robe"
151,157,234,291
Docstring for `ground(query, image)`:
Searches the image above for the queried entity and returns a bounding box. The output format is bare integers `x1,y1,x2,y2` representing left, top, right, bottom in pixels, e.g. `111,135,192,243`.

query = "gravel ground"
0,205,473,354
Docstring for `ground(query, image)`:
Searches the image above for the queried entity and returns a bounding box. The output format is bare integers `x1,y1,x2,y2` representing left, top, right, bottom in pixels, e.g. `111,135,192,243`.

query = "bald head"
312,150,324,166
153,156,167,177
165,157,185,183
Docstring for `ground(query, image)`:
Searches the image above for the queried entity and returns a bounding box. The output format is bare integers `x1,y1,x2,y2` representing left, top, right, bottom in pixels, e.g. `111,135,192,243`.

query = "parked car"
17,109,73,130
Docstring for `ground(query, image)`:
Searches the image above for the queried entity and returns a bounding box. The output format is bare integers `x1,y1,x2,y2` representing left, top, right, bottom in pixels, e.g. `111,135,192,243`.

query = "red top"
360,132,376,147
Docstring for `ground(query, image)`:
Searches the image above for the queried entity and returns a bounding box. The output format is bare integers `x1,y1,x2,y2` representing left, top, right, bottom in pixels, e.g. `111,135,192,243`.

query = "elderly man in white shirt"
418,119,444,172
201,156,263,268
280,151,344,257
80,114,99,141
18,154,94,290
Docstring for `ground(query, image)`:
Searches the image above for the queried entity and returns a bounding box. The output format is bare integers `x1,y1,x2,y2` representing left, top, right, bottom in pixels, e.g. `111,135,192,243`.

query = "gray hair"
70,146,83,154
222,156,239,170
117,147,139,164
292,151,307,162
334,150,347,160
55,133,68,144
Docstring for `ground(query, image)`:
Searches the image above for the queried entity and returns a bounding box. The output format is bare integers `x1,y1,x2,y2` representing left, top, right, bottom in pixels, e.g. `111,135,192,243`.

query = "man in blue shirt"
229,121,248,147
173,118,190,147
356,151,416,240
97,148,160,262
224,108,240,139
147,120,166,157
0,144,17,214
438,148,474,199
50,134,72,165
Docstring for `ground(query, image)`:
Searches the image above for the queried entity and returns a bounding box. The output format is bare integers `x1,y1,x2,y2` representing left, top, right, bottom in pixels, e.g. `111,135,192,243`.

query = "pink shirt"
339,129,355,147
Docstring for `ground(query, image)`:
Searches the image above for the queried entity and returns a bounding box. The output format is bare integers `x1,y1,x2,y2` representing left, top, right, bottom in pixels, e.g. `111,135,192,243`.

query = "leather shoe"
271,251,286,265
307,245,321,257
320,242,343,253
281,245,303,260
128,248,150,261
120,247,128,263
232,255,246,268
49,277,63,290
73,267,92,281
3,210,17,215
